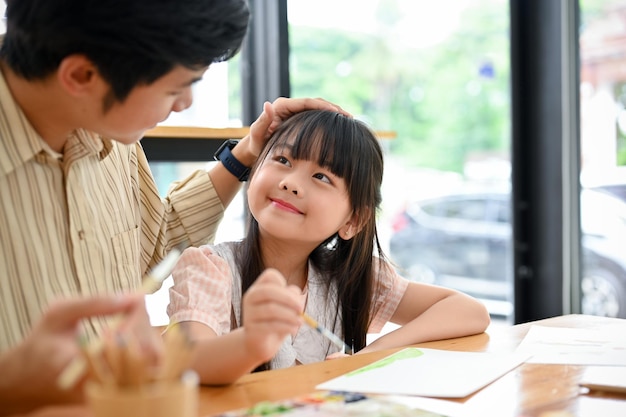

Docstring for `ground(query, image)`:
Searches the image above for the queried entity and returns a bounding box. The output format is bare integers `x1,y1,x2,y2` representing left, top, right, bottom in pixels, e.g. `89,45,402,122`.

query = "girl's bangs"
273,111,359,181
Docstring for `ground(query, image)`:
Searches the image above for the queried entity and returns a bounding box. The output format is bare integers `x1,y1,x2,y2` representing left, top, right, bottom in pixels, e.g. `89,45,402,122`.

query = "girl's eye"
313,172,331,184
276,155,291,166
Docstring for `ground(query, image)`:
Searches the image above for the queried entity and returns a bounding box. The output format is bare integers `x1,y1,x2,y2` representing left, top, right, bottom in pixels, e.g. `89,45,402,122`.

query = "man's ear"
56,55,101,97
338,208,371,241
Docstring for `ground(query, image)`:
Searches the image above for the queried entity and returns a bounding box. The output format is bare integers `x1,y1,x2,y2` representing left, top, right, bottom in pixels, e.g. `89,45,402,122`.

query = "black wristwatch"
213,139,250,182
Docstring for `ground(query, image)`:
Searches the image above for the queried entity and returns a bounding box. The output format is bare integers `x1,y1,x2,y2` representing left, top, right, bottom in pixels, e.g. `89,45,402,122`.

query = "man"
0,0,346,413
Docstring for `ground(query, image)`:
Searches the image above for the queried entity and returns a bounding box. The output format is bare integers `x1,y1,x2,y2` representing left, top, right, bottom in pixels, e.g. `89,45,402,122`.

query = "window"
579,0,626,318
288,0,513,322
442,199,490,222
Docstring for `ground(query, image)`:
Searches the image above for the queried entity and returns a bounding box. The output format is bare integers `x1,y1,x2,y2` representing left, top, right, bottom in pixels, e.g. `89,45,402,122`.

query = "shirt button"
78,230,85,240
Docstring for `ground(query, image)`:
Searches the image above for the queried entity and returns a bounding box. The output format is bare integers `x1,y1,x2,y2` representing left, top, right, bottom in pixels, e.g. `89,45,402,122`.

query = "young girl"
167,110,490,385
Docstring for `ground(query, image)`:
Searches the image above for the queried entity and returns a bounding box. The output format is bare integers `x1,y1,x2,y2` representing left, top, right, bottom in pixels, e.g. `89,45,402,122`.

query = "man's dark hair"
0,0,250,102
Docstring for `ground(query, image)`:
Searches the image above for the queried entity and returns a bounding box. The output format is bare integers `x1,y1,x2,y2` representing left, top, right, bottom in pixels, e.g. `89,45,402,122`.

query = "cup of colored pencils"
84,323,198,417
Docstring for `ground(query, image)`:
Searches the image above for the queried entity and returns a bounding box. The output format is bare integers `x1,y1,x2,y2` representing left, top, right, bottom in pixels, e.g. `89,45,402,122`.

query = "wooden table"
197,314,626,417
22,314,626,417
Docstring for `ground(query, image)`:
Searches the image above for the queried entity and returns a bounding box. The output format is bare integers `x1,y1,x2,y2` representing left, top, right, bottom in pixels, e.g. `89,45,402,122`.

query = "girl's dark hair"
0,0,249,103
234,110,388,370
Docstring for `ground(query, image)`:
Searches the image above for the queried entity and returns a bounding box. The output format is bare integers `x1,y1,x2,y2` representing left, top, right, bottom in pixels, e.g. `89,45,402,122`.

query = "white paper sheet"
514,325,626,365
316,347,529,398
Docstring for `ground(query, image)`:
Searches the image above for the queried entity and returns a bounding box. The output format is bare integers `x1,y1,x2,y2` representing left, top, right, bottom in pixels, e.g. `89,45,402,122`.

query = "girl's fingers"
245,275,304,315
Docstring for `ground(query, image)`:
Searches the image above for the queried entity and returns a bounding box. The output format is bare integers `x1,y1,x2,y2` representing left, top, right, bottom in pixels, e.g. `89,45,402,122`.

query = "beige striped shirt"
0,69,224,351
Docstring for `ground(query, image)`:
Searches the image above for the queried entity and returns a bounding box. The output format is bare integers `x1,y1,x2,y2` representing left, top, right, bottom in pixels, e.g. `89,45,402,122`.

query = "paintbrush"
56,245,185,390
301,312,349,353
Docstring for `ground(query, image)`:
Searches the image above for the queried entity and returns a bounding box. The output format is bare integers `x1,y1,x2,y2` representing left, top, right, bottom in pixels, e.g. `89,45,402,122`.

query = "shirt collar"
68,128,114,162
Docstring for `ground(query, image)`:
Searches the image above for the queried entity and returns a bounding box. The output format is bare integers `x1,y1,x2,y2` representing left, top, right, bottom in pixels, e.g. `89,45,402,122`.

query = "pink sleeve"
368,259,410,334
166,246,232,335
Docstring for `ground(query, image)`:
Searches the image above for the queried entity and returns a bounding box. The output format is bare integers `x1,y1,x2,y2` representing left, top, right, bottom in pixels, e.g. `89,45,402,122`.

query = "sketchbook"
316,348,529,398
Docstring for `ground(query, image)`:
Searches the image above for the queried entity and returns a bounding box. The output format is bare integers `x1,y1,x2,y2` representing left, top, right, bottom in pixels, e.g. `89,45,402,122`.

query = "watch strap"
214,141,250,182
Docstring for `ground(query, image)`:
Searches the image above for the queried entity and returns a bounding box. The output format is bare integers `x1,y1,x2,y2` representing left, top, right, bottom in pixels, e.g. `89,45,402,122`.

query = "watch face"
225,139,239,149
214,139,239,161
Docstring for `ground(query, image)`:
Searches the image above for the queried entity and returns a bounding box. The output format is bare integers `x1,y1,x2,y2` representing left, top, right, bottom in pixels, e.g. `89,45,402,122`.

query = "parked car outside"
388,183,626,318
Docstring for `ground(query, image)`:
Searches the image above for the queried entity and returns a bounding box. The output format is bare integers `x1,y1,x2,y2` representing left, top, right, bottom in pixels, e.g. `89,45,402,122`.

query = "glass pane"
579,0,626,318
288,0,513,327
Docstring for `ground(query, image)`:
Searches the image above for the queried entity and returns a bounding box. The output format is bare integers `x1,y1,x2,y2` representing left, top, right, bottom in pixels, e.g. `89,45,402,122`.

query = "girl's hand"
241,268,304,363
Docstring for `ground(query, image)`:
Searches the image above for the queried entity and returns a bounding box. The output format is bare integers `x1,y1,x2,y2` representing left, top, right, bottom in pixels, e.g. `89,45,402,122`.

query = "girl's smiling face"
247,140,356,246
